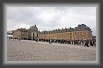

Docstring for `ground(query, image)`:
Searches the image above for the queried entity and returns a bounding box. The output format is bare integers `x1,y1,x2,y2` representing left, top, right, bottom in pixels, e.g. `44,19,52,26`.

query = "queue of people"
38,38,96,47
8,37,96,47
8,37,21,41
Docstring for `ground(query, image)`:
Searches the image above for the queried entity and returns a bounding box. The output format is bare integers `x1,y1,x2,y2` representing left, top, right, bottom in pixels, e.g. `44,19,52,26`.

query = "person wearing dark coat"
90,41,93,46
36,38,38,42
84,40,89,47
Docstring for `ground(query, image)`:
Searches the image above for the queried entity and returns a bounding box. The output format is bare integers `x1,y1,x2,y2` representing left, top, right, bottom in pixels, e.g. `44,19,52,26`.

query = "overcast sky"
7,7,96,36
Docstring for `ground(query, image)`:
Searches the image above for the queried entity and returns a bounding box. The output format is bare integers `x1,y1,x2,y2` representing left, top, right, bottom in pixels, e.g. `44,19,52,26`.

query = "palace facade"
12,25,38,40
12,24,92,40
12,28,28,39
38,24,92,40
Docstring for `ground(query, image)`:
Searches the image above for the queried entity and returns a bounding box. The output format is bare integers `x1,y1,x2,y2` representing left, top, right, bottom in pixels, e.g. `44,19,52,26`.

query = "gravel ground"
7,40,96,61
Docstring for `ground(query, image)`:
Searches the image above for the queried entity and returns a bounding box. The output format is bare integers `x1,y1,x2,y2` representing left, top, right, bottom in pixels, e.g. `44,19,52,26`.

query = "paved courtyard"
7,40,96,61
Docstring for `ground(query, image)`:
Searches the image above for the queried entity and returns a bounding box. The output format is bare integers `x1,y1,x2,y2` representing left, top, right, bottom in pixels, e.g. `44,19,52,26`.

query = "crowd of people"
8,37,96,47
38,38,96,47
8,37,21,41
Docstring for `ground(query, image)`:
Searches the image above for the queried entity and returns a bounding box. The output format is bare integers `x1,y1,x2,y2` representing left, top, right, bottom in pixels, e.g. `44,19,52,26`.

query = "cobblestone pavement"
7,40,96,61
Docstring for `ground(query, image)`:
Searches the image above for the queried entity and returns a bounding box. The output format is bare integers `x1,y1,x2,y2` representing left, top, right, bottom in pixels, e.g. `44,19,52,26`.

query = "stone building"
12,28,28,39
12,24,92,41
12,25,39,40
27,25,38,40
38,24,92,41
73,24,92,40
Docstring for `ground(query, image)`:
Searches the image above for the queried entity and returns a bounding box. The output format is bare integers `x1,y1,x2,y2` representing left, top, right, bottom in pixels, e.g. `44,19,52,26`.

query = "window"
83,31,86,34
70,36,72,38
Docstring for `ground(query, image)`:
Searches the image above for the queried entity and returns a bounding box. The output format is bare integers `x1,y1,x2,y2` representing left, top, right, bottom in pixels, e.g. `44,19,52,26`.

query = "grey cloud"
7,7,96,36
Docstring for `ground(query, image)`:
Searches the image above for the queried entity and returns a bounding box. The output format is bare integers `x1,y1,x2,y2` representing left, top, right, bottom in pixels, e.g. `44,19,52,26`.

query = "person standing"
93,40,96,47
49,39,52,44
81,40,84,46
36,38,39,42
84,40,89,47
19,38,21,41
90,41,93,46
